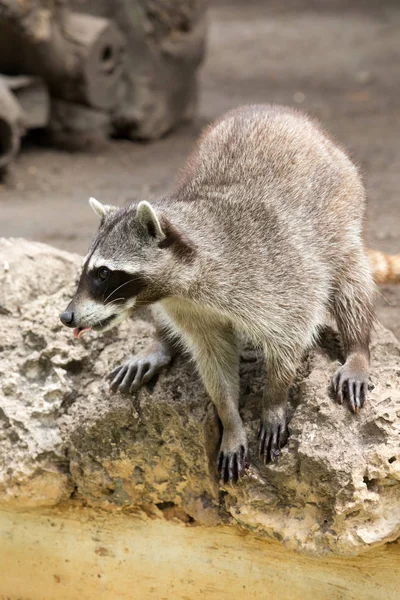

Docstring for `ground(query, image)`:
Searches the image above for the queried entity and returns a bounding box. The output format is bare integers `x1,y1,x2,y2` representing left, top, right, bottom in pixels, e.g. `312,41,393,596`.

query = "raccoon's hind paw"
108,356,160,394
258,408,289,465
332,363,369,414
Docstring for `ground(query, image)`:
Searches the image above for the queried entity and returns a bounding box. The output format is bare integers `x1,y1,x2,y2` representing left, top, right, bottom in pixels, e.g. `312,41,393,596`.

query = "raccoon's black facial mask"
79,267,148,306
63,267,149,338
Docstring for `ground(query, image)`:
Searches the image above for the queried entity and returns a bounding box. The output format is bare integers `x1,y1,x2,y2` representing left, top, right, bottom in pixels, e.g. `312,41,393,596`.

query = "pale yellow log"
0,508,399,600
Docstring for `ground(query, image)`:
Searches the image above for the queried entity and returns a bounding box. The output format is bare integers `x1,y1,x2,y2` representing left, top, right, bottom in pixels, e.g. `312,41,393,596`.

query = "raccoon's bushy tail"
367,249,400,284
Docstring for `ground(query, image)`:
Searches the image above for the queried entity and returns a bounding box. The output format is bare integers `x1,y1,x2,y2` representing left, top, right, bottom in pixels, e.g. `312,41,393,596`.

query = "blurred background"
0,0,399,334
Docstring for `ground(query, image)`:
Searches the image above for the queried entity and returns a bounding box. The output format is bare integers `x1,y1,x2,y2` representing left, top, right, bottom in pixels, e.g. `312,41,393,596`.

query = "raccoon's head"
60,197,195,338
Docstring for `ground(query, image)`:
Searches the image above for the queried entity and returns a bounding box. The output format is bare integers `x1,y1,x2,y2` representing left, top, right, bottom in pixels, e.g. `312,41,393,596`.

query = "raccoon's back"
179,104,362,216
172,105,367,291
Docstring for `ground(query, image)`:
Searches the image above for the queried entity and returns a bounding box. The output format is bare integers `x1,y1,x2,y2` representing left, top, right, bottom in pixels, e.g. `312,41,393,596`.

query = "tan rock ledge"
0,239,399,565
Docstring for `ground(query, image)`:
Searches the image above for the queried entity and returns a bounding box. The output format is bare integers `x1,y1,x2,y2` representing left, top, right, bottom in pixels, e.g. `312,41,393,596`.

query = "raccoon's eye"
98,267,110,281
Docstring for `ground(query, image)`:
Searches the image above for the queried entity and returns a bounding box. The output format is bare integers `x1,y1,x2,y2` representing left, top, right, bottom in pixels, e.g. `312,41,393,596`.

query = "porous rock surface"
0,239,399,555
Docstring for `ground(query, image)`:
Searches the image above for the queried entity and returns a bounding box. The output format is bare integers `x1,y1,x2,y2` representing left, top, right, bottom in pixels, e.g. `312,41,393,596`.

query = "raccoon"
60,105,376,484
367,249,400,284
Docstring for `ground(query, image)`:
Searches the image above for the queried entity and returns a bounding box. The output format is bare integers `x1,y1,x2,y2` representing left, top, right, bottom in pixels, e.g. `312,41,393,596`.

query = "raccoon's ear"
136,201,166,240
89,197,115,219
137,200,196,261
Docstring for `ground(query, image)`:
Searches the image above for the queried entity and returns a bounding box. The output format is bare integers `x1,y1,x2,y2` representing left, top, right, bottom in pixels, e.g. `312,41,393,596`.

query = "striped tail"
367,249,400,284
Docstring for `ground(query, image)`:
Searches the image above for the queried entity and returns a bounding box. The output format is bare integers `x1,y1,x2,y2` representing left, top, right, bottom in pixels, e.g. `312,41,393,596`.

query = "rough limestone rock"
0,239,399,555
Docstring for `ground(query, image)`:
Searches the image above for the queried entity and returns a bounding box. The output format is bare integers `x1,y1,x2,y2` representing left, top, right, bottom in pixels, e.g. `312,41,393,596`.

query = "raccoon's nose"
60,311,75,327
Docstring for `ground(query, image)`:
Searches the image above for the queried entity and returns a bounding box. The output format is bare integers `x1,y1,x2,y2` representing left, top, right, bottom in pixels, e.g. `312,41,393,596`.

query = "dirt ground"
0,0,399,336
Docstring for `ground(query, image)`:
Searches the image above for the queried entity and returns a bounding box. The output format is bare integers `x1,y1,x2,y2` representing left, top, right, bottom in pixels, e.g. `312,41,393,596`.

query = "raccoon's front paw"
108,353,166,394
258,406,289,464
332,360,369,414
217,428,249,484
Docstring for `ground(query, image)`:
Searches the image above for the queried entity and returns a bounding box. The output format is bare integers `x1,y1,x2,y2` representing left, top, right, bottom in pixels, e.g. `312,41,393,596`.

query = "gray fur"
62,105,376,483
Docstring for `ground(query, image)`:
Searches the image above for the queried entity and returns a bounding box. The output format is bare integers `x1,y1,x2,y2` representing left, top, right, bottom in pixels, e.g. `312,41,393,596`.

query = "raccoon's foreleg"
258,353,295,464
183,322,248,484
331,252,375,413
108,320,177,394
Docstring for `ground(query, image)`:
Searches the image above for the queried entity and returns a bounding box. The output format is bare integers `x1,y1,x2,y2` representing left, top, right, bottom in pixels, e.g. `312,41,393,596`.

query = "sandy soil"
0,0,399,335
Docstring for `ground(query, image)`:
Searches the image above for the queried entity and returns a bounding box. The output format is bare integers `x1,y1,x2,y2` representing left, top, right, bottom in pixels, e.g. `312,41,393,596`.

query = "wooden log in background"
0,0,206,144
0,75,49,169
0,2,125,110
0,78,22,169
73,0,206,139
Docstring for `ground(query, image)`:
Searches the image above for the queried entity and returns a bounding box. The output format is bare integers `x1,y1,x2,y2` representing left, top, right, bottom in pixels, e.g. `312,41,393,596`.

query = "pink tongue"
73,327,92,339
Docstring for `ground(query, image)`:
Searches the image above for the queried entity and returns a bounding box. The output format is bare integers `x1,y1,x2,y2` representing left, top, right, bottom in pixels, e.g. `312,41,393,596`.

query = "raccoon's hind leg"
331,251,375,413
108,319,177,394
258,352,296,464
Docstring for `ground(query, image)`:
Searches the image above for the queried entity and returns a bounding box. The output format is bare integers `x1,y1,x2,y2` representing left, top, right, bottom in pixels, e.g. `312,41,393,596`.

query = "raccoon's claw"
258,413,289,465
108,358,159,394
217,445,249,484
332,365,369,414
